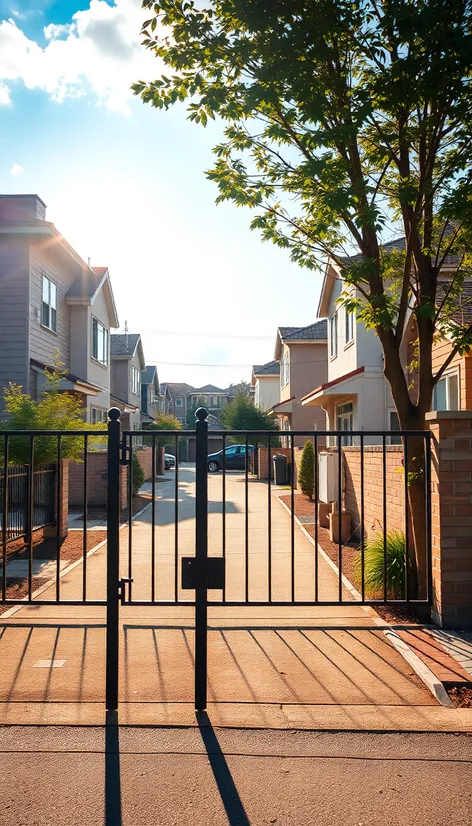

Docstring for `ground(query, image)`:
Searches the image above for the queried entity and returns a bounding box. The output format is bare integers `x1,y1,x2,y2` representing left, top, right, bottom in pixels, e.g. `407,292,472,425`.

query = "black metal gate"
0,407,432,713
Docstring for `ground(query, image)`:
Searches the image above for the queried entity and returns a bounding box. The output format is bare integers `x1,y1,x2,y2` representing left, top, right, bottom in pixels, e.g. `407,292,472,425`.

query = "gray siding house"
141,365,161,424
110,333,146,431
0,194,119,422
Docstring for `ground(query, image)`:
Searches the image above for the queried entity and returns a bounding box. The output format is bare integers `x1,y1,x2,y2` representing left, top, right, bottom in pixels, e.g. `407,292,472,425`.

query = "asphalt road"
0,726,471,825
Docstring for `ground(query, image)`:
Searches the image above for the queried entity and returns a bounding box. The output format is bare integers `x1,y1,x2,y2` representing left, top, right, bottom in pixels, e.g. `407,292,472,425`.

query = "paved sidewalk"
0,727,471,826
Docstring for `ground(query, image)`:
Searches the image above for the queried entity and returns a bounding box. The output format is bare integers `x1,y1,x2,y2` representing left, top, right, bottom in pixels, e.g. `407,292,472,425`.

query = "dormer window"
92,318,109,366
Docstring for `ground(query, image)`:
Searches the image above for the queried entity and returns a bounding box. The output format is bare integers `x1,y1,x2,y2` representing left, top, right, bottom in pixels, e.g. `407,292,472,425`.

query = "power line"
141,328,274,341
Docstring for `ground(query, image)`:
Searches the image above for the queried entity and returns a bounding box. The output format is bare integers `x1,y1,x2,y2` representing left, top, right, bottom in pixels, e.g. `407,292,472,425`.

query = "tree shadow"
105,711,122,826
196,711,250,826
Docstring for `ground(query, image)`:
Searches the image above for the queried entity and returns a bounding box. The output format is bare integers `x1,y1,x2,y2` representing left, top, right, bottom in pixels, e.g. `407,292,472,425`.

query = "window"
389,411,402,445
336,402,353,446
41,276,57,332
92,318,108,366
131,365,140,395
91,408,107,424
330,312,338,358
280,352,290,388
345,309,354,346
175,397,183,407
433,371,460,411
177,417,186,424
150,389,157,406
225,446,239,455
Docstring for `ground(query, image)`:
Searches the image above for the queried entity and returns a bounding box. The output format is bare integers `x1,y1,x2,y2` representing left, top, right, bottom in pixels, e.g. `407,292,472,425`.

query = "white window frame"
91,407,107,425
41,275,57,332
131,365,140,395
91,317,109,366
345,308,354,346
433,369,460,412
330,312,338,359
280,352,290,389
175,397,183,407
336,401,353,446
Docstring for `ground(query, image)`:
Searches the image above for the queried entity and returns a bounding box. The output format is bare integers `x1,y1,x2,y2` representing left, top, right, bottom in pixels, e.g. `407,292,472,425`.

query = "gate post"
106,408,121,711
195,407,209,711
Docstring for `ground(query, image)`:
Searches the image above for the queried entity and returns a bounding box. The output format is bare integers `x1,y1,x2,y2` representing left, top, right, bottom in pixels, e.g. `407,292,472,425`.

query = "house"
165,382,196,424
269,320,328,445
110,333,145,431
251,360,280,410
0,194,119,422
158,382,172,414
141,365,161,424
302,241,472,444
189,384,229,419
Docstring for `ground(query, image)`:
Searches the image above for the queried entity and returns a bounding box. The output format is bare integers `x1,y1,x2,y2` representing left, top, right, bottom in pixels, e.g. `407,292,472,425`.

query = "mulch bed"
278,491,420,625
0,577,48,615
80,494,150,523
7,530,107,566
448,686,472,708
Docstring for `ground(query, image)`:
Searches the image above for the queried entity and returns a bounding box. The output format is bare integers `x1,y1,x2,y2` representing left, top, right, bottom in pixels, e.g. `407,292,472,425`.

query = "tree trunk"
404,434,428,600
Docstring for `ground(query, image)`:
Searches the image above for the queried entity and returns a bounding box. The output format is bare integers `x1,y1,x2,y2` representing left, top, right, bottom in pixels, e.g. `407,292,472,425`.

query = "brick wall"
257,447,292,480
427,412,472,629
69,453,128,509
135,446,153,481
343,446,405,537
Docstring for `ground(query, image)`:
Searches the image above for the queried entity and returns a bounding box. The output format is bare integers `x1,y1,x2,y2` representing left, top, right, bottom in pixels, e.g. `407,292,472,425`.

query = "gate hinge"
118,577,133,603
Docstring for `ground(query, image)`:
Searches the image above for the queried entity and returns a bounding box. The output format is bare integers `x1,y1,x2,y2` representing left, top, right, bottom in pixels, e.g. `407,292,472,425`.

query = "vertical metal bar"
383,434,387,602
222,433,226,603
337,432,343,603
82,434,88,603
27,435,34,601
56,435,62,602
195,407,208,711
360,434,365,603
404,435,410,602
2,435,8,601
245,434,249,603
425,433,433,606
151,435,156,603
174,434,179,603
128,434,133,602
106,407,121,711
314,433,319,603
290,433,295,603
268,436,272,603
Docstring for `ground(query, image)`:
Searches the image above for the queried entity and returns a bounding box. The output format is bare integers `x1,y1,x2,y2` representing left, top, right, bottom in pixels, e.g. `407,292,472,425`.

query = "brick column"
426,411,472,629
44,459,69,541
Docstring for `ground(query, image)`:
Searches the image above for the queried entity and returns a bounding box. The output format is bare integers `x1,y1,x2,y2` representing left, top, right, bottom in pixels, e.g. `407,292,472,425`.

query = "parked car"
165,453,176,470
207,444,254,472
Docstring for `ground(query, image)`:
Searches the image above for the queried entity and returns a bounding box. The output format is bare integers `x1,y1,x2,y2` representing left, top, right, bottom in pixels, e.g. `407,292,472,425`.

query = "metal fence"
0,463,56,543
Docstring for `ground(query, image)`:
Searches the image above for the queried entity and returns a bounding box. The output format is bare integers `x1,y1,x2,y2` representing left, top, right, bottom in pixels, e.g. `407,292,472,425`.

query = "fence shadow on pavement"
197,711,250,826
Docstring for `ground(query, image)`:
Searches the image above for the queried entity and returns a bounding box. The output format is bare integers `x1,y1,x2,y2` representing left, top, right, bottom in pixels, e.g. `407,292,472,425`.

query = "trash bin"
272,453,288,485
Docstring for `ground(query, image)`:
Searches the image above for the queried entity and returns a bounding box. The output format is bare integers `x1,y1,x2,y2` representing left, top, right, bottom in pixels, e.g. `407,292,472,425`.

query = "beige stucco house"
0,194,119,423
269,321,328,445
251,360,280,410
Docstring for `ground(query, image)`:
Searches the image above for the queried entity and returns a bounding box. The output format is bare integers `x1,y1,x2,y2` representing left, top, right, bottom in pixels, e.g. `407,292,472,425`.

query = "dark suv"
207,444,254,472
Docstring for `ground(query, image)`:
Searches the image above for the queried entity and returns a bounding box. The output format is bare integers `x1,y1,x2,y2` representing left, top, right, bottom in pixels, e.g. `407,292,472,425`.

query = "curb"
274,492,454,708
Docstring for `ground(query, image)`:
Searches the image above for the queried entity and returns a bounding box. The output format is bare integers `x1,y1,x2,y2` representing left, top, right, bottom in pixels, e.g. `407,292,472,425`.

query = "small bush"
298,440,315,500
131,451,145,495
355,530,415,599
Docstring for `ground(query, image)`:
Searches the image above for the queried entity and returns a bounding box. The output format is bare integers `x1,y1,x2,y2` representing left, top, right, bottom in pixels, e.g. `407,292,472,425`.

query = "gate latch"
182,557,225,590
118,577,134,604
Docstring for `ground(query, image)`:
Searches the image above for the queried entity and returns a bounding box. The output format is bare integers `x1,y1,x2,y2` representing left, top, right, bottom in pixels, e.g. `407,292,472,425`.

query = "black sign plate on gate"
181,557,225,590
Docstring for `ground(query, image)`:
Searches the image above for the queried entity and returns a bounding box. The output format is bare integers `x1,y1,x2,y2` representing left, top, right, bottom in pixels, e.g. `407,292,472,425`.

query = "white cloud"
0,0,161,113
0,82,11,104
10,162,24,176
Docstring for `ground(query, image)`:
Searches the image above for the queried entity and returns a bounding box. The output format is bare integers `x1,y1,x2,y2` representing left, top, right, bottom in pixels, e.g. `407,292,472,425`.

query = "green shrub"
298,440,315,500
131,451,145,495
355,530,415,599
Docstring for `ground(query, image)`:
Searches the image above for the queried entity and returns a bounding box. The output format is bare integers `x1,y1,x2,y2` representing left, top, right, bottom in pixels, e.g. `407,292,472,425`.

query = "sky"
0,0,323,389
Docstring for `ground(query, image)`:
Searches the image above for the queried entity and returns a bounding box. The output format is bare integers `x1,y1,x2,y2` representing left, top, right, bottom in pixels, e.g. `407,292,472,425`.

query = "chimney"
0,195,47,223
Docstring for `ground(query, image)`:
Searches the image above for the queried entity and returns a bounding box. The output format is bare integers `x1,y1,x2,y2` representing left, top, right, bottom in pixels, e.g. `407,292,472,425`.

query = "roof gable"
252,360,280,378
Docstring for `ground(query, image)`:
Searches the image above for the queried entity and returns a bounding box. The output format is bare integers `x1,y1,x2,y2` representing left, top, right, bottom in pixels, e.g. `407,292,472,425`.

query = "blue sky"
0,0,323,388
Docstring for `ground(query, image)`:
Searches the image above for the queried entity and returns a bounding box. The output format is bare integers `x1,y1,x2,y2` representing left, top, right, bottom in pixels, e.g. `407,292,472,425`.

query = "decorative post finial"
108,407,121,422
195,407,209,422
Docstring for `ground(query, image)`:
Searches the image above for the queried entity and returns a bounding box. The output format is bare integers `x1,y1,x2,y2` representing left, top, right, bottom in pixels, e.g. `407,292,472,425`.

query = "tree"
135,0,472,593
0,359,104,465
221,394,279,444
298,440,315,500
228,380,252,397
144,412,182,447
